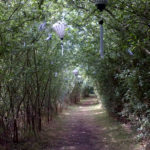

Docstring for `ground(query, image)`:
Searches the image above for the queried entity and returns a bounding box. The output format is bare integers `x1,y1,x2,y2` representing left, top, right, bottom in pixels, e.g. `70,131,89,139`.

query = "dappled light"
0,0,149,149
44,97,142,150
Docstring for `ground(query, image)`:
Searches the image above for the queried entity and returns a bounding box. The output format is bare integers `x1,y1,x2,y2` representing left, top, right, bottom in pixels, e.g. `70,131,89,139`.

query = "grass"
8,98,145,150
91,102,144,150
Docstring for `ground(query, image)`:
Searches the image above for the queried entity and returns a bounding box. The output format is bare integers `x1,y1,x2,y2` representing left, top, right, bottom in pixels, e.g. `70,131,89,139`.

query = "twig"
143,48,150,55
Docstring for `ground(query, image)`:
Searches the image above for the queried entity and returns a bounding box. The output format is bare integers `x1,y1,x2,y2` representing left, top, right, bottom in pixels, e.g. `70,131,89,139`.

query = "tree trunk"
13,119,18,143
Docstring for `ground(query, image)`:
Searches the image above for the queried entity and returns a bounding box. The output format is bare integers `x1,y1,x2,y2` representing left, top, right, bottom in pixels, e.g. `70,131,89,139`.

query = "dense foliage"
72,0,150,140
0,0,150,144
0,0,81,143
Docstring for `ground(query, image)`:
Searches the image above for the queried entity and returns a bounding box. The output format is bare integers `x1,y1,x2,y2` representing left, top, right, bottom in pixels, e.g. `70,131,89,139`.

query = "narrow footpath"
46,97,143,150
18,97,143,150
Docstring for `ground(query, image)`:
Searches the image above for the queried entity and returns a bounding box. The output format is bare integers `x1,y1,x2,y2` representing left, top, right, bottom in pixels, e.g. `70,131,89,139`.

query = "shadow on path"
15,97,143,150
44,97,143,150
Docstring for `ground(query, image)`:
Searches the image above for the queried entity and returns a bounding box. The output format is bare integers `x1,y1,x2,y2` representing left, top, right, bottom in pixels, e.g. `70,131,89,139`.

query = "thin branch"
105,8,116,19
143,48,150,55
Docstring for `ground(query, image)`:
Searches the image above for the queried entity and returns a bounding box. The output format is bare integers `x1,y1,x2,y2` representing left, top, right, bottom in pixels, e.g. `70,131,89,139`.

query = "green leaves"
0,0,150,142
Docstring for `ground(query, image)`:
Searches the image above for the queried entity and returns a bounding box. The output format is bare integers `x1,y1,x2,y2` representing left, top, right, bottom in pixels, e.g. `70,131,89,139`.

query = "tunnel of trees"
0,0,150,146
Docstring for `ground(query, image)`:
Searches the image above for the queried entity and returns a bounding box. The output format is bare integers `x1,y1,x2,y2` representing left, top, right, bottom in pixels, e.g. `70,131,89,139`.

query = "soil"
13,97,144,150
43,97,143,150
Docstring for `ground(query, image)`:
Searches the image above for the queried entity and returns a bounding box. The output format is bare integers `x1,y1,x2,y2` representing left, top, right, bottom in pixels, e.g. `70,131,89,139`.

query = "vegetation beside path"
1,0,150,144
6,97,144,150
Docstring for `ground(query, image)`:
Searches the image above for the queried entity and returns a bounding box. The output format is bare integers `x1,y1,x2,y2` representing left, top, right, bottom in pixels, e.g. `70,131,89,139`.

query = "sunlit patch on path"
41,97,143,150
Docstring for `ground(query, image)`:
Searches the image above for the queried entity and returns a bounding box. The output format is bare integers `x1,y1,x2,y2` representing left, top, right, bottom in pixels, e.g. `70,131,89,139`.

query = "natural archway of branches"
0,0,150,149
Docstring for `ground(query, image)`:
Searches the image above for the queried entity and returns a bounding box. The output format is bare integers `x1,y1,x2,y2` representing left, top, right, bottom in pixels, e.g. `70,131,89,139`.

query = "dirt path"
43,97,143,150
16,97,144,150
49,99,101,150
